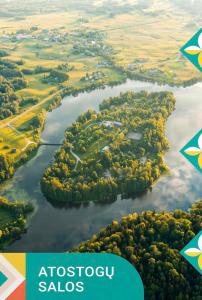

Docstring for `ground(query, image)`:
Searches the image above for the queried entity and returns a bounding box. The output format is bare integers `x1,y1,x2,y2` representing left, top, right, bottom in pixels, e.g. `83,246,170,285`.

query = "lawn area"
0,126,28,157
79,136,110,160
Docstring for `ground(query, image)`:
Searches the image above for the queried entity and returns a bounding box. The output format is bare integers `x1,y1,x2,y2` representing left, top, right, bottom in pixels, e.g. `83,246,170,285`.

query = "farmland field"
0,0,201,162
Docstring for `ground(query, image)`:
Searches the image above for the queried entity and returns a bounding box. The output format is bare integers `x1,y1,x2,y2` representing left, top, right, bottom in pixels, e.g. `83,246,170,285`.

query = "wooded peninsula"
74,199,202,299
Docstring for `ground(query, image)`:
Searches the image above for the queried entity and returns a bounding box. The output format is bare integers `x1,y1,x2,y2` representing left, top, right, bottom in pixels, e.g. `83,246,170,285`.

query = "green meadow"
0,0,201,162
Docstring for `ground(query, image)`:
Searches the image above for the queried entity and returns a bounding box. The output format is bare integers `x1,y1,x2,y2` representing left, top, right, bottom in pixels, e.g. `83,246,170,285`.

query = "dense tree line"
42,90,175,203
0,59,27,119
22,65,52,75
74,200,202,299
0,59,23,78
0,196,33,249
42,69,69,84
0,76,20,119
0,50,8,57
0,155,15,183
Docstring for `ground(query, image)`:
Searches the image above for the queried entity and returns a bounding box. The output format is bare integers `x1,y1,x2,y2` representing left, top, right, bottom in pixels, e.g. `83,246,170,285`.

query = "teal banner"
26,253,144,300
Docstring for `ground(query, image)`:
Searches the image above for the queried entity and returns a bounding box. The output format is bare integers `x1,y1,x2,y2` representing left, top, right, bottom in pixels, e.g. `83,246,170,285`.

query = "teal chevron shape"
0,271,8,287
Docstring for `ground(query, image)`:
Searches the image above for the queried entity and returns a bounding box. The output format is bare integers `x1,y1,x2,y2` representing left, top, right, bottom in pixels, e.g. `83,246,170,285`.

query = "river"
1,79,202,252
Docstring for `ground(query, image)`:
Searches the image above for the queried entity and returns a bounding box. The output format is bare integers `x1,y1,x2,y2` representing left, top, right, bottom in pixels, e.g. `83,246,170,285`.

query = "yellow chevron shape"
2,254,26,277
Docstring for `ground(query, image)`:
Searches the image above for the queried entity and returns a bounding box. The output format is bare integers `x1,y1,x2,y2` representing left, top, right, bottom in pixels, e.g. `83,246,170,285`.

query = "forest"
74,199,202,300
41,90,176,203
0,196,33,249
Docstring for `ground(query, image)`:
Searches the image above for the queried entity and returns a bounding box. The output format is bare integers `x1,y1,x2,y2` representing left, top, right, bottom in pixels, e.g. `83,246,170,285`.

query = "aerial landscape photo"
0,0,202,298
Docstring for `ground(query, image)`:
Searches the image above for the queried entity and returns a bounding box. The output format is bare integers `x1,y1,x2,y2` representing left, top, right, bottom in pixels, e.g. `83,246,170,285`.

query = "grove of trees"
42,69,69,84
0,59,27,119
0,196,33,250
0,155,15,183
74,199,202,299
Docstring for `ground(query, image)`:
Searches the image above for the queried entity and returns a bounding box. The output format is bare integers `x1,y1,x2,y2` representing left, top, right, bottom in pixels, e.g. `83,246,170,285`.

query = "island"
0,0,200,185
41,90,175,203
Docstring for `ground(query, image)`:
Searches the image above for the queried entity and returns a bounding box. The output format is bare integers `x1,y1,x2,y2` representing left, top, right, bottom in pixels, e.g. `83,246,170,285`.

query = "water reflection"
1,80,201,252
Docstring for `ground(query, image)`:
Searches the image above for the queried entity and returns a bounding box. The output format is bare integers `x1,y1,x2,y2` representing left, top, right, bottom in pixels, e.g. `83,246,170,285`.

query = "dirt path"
70,147,82,171
0,88,63,129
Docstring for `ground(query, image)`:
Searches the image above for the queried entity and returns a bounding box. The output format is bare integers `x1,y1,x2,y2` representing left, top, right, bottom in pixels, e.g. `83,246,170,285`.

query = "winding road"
0,88,63,129
0,88,64,152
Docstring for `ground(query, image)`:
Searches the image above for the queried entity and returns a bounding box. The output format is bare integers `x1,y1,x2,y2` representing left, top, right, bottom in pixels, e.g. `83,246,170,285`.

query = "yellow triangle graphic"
2,253,26,277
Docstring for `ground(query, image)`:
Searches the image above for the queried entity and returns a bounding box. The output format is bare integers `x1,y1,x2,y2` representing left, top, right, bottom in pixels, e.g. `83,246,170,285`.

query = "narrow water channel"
1,79,202,252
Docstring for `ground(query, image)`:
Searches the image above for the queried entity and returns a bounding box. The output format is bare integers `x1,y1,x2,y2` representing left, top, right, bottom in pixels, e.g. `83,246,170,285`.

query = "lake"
1,79,202,251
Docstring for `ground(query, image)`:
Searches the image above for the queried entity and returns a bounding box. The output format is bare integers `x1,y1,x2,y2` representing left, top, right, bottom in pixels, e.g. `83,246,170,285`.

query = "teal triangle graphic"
180,129,202,174
180,28,202,73
0,271,8,287
180,231,202,275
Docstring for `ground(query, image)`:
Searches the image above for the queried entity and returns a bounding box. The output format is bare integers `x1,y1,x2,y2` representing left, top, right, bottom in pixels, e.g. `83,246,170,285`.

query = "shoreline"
0,74,201,192
3,77,202,252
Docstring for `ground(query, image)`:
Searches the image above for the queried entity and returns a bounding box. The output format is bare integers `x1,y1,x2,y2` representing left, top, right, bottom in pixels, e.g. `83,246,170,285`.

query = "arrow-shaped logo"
0,255,25,299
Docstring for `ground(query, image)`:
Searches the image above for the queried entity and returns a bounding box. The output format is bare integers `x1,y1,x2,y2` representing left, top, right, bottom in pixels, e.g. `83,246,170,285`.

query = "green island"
0,196,33,249
41,90,175,203
0,0,201,185
74,199,202,299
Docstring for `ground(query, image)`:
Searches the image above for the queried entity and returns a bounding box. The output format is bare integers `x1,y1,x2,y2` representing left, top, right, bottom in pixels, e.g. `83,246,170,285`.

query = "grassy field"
0,0,201,163
85,1,201,81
